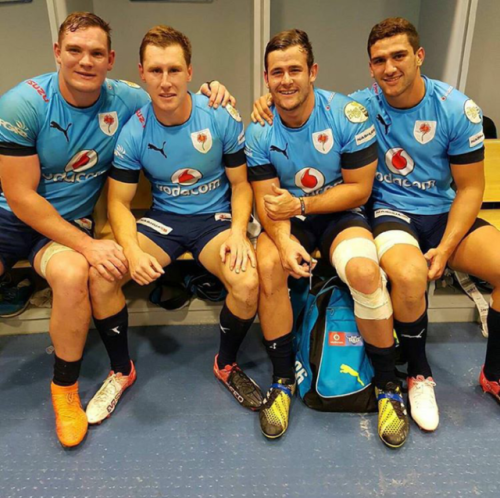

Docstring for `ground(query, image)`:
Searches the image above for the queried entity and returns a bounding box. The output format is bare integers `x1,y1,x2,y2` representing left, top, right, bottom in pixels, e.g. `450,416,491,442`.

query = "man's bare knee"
229,271,259,309
345,258,380,294
89,266,122,299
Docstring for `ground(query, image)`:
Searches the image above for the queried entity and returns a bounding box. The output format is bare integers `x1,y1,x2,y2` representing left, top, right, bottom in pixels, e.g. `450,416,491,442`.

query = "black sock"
364,342,398,389
484,307,500,380
217,302,255,368
264,332,295,381
394,309,432,378
53,355,82,387
93,306,131,375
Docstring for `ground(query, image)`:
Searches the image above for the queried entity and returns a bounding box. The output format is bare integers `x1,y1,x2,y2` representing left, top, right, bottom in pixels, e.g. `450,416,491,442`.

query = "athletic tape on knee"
375,230,419,260
349,272,393,320
331,238,392,320
331,238,379,284
40,242,74,277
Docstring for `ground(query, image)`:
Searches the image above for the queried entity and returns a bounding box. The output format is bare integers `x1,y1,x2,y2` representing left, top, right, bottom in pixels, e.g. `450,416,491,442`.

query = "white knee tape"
40,242,74,277
350,272,393,320
331,237,392,320
375,230,419,260
331,238,379,284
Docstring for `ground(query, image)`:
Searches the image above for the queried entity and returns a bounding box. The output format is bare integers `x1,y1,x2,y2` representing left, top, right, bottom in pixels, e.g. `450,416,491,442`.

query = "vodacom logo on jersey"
385,148,415,176
42,149,104,183
64,150,98,173
295,167,325,194
171,168,203,186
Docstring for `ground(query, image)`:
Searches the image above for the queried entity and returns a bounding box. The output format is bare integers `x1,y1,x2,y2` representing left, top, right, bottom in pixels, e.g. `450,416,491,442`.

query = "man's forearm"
8,191,92,252
108,199,141,255
303,182,370,215
439,188,483,255
230,182,253,234
256,199,291,249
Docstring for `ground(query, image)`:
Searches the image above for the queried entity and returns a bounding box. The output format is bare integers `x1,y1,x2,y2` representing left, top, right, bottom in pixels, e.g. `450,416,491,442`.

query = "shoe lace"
54,392,81,421
231,368,258,395
411,376,436,403
92,374,122,404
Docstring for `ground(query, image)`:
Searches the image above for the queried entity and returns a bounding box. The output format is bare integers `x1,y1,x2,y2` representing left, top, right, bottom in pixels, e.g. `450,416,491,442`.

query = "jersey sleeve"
110,114,143,184
447,96,485,165
244,122,277,182
338,99,378,170
213,103,246,168
0,84,41,156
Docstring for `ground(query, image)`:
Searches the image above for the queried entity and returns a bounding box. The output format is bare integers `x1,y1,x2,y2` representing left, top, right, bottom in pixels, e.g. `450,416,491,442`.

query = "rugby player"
252,18,499,434
86,25,262,426
245,29,409,446
0,12,233,448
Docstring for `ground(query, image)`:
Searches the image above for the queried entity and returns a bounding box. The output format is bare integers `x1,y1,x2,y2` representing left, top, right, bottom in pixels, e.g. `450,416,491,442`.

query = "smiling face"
369,33,425,108
265,45,317,115
139,43,192,125
54,26,115,107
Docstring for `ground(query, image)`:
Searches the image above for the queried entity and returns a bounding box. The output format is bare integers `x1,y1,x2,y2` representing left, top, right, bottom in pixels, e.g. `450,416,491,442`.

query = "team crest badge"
225,103,242,122
413,121,436,144
191,129,213,154
385,148,415,176
312,129,334,154
464,99,482,124
344,102,368,123
98,112,119,136
295,167,325,194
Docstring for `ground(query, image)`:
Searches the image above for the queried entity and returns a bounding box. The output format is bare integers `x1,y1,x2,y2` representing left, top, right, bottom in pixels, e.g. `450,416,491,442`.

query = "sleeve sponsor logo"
0,119,29,139
413,120,436,145
114,144,126,159
373,208,411,224
136,110,146,128
26,80,49,103
238,130,245,145
469,130,485,148
344,101,369,123
355,125,376,146
137,217,173,235
464,99,482,124
312,128,334,154
225,103,242,122
191,129,213,154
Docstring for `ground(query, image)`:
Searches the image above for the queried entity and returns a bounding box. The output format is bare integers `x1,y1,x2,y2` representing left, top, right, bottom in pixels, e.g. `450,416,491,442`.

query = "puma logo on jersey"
148,142,167,158
50,121,72,142
270,144,289,159
376,114,390,135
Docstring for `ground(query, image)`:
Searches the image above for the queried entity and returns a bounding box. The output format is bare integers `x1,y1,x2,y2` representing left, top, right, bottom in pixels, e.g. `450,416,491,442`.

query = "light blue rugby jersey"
350,76,485,215
245,88,378,196
0,72,149,220
111,93,246,215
